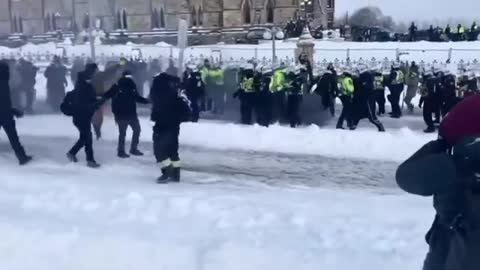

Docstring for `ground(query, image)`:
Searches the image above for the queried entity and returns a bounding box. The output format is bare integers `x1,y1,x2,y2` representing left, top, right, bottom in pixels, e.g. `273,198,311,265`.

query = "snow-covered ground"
0,112,436,270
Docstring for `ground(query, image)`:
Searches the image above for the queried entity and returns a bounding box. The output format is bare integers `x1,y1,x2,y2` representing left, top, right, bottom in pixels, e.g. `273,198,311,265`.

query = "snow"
0,107,437,270
15,114,435,162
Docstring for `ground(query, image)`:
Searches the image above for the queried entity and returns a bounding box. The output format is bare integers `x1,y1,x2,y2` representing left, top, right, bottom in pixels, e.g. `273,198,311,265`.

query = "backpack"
60,91,76,116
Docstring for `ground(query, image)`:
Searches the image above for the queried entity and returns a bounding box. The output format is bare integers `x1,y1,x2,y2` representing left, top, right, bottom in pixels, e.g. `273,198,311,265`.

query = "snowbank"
14,115,434,162
0,148,433,270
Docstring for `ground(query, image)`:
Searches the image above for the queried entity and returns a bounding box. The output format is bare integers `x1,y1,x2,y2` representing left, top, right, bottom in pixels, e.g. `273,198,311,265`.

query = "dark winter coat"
72,71,101,124
150,73,191,128
352,71,375,119
441,75,456,99
45,63,68,90
185,71,205,100
0,62,21,121
316,71,337,110
109,75,149,120
425,76,441,99
18,60,38,90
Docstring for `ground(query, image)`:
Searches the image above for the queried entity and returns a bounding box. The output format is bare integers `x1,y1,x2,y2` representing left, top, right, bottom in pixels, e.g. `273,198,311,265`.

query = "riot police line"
6,54,480,134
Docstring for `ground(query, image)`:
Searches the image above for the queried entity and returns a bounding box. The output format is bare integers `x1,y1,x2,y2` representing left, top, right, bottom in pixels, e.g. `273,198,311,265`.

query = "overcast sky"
335,0,480,23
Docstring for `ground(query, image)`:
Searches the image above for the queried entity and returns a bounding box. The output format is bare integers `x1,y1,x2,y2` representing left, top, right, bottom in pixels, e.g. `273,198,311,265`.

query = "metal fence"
3,43,480,74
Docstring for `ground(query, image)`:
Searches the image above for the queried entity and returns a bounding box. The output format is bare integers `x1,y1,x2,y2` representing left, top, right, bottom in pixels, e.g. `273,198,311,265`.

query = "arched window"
115,10,122,29
241,0,251,25
18,16,23,33
266,0,274,23
191,6,197,27
52,13,58,30
152,8,160,29
46,12,53,32
82,12,90,29
12,15,17,33
122,9,128,29
198,6,203,26
160,8,166,28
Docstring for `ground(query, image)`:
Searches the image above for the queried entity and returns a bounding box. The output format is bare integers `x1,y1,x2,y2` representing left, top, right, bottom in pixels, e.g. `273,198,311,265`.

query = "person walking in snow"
107,71,149,158
45,56,68,112
150,73,192,183
0,60,32,165
67,64,110,168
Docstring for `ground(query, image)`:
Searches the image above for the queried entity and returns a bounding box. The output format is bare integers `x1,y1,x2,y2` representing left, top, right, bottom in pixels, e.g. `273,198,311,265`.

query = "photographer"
396,94,480,270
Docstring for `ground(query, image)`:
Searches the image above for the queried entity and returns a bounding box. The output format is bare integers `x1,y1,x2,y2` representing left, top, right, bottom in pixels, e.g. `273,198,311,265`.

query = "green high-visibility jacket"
269,69,287,93
340,76,354,96
241,78,255,93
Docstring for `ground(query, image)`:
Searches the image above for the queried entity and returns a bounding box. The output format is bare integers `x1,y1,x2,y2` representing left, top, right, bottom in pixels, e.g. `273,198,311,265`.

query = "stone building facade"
0,0,335,35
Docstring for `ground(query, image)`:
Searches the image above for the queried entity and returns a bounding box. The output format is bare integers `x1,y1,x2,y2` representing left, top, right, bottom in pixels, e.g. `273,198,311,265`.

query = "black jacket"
109,76,149,120
72,71,100,123
45,63,68,90
185,72,205,100
18,60,38,89
150,73,191,128
0,62,20,121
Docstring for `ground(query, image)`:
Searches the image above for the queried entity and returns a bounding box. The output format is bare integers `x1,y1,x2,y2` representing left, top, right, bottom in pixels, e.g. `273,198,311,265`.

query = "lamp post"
87,0,96,62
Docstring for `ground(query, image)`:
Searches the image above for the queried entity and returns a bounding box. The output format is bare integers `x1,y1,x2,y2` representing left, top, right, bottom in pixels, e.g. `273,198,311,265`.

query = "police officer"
0,61,32,165
234,65,256,125
422,70,439,133
464,71,479,98
150,73,191,183
184,67,205,122
373,68,386,116
351,67,385,132
405,62,420,113
440,70,458,116
286,67,303,128
387,63,405,118
336,70,354,129
255,67,273,127
269,67,288,123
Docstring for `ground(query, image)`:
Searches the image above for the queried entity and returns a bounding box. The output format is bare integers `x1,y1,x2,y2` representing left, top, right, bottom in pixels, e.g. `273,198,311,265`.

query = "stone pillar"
295,26,315,64
344,24,351,40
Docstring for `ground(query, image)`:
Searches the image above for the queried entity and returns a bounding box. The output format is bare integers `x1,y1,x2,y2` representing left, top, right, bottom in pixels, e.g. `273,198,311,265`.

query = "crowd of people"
2,54,480,181
408,21,480,42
